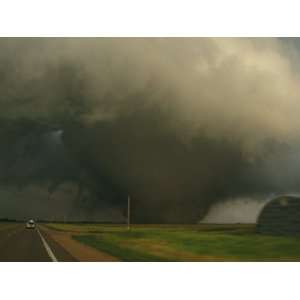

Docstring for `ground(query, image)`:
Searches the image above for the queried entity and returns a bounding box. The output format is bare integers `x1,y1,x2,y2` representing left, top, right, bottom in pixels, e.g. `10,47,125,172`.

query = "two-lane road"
0,224,76,262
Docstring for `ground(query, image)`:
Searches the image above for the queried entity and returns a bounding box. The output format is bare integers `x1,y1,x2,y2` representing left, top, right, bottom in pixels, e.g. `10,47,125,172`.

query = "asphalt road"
0,224,76,262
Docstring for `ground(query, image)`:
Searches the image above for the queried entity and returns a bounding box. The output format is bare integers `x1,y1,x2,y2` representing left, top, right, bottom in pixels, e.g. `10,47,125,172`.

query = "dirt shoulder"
40,225,119,262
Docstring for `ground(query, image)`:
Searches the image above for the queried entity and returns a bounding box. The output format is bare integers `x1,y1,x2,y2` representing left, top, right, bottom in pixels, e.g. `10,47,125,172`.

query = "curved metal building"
256,196,300,235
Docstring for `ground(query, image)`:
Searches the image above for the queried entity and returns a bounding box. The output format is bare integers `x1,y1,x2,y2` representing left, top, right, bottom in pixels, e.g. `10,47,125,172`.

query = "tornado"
0,38,300,222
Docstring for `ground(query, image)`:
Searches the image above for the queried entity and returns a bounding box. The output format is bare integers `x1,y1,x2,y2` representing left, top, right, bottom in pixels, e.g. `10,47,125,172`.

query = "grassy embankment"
0,221,21,231
46,223,300,261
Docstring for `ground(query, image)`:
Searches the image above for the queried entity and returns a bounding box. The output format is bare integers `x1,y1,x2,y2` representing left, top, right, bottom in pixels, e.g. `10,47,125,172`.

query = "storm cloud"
0,38,300,222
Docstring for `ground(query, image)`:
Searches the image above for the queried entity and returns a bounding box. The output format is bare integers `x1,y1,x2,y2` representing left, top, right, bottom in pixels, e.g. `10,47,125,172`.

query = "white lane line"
37,227,58,262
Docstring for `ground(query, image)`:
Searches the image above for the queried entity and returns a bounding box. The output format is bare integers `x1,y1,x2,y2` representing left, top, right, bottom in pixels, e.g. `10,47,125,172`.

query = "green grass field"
46,223,300,261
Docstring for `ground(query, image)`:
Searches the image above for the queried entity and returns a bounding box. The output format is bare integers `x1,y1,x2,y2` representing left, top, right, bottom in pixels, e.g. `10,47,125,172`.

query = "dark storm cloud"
0,38,300,222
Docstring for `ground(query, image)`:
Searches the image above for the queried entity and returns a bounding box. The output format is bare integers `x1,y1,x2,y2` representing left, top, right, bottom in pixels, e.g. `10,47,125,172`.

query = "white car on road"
26,219,36,229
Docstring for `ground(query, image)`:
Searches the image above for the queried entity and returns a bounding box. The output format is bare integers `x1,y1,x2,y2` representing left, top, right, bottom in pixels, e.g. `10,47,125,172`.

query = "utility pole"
127,195,131,230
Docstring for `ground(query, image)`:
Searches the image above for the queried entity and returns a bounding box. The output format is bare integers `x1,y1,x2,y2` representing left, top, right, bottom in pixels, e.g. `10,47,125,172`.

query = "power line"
127,195,130,230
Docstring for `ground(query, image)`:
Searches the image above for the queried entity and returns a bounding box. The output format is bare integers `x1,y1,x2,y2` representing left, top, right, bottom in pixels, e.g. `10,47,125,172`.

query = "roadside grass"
46,223,254,234
0,222,20,231
46,223,300,261
73,235,170,261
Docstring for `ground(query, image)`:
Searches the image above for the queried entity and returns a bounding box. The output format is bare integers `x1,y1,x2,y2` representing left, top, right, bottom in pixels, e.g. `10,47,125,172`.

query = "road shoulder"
40,226,119,262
